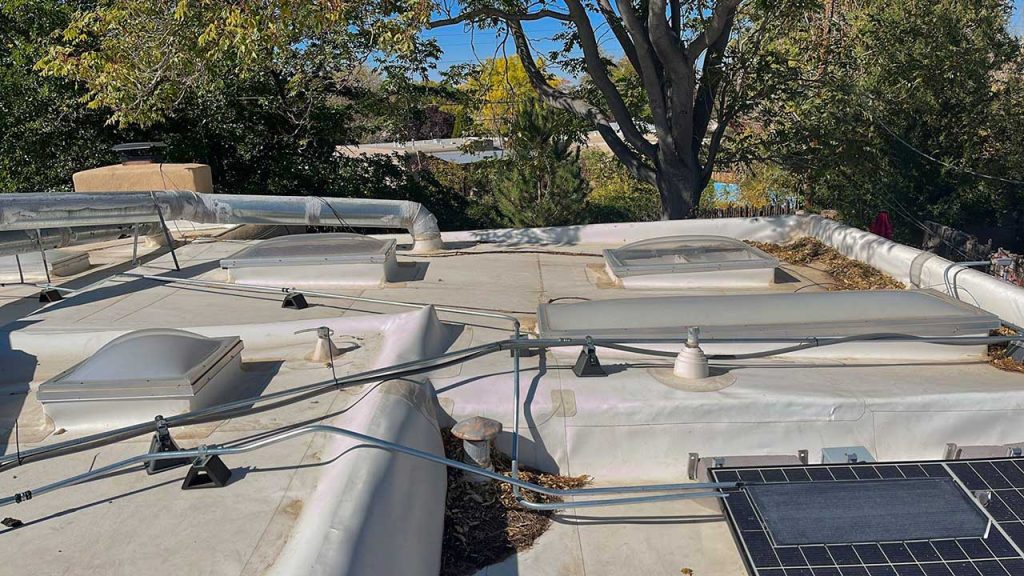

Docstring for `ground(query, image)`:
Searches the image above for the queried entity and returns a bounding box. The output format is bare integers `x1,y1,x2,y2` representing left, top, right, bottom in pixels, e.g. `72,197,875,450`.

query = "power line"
876,121,1024,186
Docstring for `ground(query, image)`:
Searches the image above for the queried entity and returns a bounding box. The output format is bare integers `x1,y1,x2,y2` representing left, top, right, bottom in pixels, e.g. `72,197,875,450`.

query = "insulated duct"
0,191,444,253
0,224,160,258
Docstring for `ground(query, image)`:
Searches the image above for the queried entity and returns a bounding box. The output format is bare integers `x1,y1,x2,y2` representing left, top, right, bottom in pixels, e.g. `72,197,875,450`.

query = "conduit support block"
38,288,62,303
573,340,607,378
281,292,308,310
181,454,232,490
146,415,190,475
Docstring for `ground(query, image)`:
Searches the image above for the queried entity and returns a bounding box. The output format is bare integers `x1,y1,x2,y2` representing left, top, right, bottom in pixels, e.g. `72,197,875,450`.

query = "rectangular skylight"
537,289,999,339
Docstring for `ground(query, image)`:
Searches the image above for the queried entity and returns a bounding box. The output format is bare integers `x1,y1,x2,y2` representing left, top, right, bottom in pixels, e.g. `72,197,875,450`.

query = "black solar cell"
711,457,1024,576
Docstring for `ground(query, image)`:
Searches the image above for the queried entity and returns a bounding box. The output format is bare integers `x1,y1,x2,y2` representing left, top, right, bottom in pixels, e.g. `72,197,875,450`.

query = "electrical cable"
5,332,1024,475
0,341,505,473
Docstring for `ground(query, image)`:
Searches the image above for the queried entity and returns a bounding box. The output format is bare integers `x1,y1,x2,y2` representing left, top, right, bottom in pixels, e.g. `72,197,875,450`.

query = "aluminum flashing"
38,328,244,429
746,478,988,545
711,458,1024,576
537,289,999,340
603,235,778,289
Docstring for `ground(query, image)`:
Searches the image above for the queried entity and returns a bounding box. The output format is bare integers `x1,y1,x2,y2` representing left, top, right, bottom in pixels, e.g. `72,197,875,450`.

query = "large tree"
742,0,1024,236
429,0,807,218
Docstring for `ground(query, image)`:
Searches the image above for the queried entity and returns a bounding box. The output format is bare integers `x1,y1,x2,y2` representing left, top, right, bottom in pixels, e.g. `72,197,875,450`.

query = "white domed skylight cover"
38,328,244,430
220,233,399,289
603,235,778,288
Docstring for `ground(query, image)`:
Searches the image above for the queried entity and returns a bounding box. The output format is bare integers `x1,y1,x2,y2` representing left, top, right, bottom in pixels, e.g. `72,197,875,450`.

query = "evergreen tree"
494,103,588,228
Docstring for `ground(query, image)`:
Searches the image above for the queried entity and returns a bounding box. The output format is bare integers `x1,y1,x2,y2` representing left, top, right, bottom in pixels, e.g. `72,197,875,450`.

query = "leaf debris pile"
746,238,904,291
990,326,1024,373
440,428,589,576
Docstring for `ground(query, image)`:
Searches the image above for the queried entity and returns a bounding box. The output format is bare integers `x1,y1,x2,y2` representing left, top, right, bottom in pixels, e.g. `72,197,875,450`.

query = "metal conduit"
0,425,734,509
115,272,520,328
0,191,444,252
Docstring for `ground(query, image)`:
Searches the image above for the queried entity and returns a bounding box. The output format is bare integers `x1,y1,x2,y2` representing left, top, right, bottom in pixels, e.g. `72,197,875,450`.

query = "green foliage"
0,0,133,192
579,151,661,222
743,0,1024,235
38,0,437,127
493,103,588,227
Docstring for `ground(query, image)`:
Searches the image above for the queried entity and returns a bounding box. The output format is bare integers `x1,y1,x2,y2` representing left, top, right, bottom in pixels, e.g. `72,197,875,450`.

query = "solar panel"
710,458,1024,576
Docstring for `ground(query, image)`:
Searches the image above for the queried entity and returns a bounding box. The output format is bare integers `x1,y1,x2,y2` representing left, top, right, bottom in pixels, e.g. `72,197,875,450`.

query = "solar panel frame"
711,457,1024,576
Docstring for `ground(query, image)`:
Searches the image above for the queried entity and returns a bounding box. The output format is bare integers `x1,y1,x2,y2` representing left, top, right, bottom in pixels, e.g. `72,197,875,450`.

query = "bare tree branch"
687,0,741,63
506,20,655,184
691,11,733,150
613,0,672,143
595,0,642,74
564,0,656,159
428,8,570,28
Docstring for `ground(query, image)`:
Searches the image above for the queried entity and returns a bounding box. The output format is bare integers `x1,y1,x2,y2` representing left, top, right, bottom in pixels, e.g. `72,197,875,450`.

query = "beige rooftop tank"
72,142,213,193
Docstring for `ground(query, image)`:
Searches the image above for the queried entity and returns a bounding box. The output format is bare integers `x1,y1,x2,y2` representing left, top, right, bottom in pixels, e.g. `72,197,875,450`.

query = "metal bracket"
797,449,809,465
943,442,962,460
130,223,140,266
34,229,51,285
146,415,189,475
151,193,180,271
687,452,700,481
1009,341,1024,364
572,337,607,378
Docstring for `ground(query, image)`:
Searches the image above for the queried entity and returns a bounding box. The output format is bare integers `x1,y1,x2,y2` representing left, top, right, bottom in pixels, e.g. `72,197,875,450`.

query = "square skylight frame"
220,233,396,269
603,235,779,278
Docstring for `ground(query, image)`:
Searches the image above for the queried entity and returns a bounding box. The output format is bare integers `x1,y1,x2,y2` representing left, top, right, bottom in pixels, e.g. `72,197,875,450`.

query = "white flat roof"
0,218,1022,575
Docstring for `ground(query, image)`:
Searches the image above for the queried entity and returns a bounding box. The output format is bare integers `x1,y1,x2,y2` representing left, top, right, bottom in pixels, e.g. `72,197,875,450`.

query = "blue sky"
423,0,1024,79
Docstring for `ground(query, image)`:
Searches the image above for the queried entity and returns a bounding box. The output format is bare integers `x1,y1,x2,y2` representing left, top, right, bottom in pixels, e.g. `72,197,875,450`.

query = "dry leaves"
440,428,589,576
746,238,904,291
989,326,1024,373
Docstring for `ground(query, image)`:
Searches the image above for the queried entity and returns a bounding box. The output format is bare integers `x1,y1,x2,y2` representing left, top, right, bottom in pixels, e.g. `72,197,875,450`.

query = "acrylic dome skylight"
220,233,399,289
221,233,395,268
38,329,245,429
603,235,778,288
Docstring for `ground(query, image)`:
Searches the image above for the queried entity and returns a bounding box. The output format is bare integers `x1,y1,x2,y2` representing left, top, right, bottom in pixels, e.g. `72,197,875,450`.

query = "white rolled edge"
267,305,449,575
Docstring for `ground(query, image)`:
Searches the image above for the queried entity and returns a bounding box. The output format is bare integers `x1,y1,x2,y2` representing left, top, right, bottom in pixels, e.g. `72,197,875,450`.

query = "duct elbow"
407,205,444,253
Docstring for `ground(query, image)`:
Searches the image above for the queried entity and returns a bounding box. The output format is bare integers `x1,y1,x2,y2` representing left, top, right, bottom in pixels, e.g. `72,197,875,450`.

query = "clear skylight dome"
38,329,245,430
221,233,394,268
59,328,229,387
538,289,998,340
220,233,400,289
603,235,778,288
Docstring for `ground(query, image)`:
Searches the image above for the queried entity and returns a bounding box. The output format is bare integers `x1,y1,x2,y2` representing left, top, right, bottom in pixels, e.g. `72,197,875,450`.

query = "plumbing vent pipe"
0,191,444,253
674,327,709,379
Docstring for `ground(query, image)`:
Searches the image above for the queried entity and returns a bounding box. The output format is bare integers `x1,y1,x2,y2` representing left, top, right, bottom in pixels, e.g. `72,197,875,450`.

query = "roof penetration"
603,235,778,288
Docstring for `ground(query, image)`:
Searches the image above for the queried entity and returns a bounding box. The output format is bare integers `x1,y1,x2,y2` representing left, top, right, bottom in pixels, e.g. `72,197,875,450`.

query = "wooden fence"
921,221,994,261
692,204,798,219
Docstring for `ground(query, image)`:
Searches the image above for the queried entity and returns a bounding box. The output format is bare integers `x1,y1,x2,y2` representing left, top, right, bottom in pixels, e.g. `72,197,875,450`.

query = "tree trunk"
655,152,702,219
